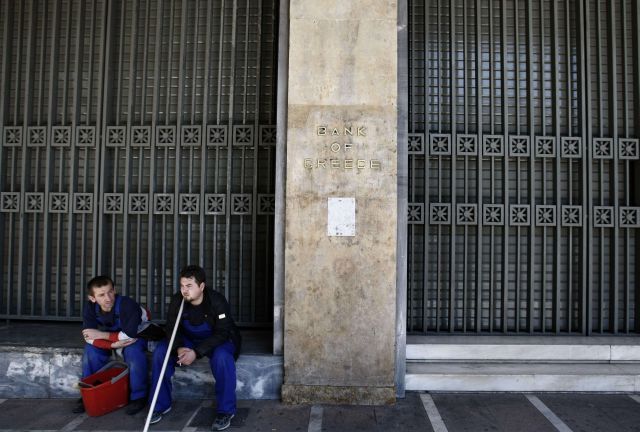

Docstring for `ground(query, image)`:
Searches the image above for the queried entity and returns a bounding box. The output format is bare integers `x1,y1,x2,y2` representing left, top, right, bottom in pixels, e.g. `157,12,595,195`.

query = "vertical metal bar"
225,0,238,305
98,0,114,276
174,0,187,293
41,0,60,317
91,0,106,319
581,0,592,335
553,0,561,333
14,0,24,125
119,0,134,296
500,0,509,332
150,0,163,318
608,0,619,334
469,0,481,333
137,0,151,304
19,0,38,316
523,0,532,333
126,0,139,301
213,0,226,293
621,1,639,333
79,0,95,315
200,0,213,267
596,0,604,333
185,1,197,266
31,1,49,314
250,0,263,323
190,1,199,125
566,0,572,333
274,0,289,354
434,0,442,332
237,0,249,323
67,0,85,317
161,0,175,307
9,0,24,317
422,0,431,332
475,0,484,332
56,0,73,316
449,0,457,333
265,0,276,321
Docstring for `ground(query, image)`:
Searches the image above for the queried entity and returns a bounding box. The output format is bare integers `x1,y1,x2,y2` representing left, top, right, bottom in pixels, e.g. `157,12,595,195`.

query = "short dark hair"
179,265,206,285
87,275,114,295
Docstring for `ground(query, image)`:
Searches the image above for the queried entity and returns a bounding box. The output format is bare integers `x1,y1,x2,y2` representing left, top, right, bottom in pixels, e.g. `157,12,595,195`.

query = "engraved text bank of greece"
303,125,382,171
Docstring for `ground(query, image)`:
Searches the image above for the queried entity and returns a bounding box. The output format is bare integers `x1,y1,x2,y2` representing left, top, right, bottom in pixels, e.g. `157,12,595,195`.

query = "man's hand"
111,338,138,349
82,328,109,342
176,347,196,366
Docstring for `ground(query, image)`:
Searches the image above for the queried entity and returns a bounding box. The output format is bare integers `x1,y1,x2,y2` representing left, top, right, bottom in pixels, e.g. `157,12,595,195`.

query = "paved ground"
1,393,640,432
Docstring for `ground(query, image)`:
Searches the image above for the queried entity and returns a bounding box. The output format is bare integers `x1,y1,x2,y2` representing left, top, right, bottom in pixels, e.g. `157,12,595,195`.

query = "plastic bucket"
79,361,129,417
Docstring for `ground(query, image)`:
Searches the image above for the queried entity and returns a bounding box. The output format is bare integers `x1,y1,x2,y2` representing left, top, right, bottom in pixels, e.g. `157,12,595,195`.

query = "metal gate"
0,0,278,325
407,0,640,334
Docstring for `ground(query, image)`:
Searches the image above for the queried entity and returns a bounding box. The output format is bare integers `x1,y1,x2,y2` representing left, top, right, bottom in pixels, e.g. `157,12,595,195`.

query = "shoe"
72,398,85,414
126,398,146,415
211,413,234,431
149,406,172,425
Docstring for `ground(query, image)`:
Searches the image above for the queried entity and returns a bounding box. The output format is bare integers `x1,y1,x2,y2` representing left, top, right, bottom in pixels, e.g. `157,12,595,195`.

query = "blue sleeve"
82,302,99,329
118,296,142,338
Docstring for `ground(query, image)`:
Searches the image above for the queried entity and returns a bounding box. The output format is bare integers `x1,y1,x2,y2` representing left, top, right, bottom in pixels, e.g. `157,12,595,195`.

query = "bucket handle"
95,360,129,385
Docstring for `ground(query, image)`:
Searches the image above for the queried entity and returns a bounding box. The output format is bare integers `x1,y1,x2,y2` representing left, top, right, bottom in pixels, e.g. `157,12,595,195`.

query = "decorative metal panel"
0,0,278,325
408,0,640,334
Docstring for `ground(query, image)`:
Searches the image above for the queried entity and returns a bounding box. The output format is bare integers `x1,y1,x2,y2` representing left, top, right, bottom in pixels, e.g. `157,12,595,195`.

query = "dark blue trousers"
81,339,148,400
150,338,237,414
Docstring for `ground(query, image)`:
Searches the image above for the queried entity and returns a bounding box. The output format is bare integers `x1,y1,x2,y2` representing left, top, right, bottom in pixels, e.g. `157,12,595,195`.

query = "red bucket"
79,361,129,417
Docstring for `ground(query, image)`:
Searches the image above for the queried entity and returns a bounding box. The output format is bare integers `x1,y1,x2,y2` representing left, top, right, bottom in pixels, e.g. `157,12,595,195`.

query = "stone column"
282,1,398,405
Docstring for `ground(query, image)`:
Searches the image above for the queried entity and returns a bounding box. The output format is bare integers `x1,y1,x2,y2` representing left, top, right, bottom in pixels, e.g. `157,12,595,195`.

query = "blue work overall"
81,296,148,400
150,313,236,415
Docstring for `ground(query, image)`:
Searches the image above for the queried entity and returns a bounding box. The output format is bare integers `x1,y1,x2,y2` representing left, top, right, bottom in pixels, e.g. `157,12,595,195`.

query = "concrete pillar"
282,1,398,405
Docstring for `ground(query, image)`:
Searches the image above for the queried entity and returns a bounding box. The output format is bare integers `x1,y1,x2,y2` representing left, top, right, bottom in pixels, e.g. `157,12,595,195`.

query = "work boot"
125,398,146,415
211,413,234,431
72,398,85,414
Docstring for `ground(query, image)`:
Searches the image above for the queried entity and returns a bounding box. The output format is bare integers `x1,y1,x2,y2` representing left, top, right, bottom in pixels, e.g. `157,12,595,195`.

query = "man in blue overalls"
74,275,148,415
148,265,241,431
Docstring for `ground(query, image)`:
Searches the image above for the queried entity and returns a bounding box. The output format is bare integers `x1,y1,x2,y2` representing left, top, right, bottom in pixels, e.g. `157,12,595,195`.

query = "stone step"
405,362,640,392
406,336,640,363
0,346,282,399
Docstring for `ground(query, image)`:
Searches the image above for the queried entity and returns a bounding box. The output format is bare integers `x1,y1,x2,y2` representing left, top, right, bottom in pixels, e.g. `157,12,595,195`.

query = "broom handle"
143,298,185,432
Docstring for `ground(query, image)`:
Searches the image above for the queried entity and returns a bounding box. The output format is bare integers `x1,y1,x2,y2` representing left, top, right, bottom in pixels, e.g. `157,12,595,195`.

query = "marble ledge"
0,346,282,399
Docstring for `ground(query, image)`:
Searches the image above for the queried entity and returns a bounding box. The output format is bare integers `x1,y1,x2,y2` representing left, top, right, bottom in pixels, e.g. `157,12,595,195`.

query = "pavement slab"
322,393,431,432
538,394,640,432
0,399,81,430
432,393,556,432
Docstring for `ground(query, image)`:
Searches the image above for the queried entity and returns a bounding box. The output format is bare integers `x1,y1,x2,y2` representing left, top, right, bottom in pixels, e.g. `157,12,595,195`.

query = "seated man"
74,275,148,415
149,265,241,431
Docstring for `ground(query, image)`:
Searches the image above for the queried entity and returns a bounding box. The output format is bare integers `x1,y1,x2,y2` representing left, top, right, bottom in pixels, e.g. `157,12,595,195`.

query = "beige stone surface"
284,0,398,403
288,19,397,106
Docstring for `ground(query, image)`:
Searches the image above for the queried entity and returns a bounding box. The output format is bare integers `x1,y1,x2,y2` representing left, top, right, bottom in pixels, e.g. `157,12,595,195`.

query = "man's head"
179,265,206,305
87,276,116,312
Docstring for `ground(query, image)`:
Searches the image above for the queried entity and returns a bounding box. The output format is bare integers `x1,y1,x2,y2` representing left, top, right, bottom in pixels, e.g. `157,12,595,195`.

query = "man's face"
88,284,116,312
180,277,205,304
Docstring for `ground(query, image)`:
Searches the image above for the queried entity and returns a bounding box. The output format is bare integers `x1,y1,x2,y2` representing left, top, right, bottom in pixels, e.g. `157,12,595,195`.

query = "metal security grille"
0,0,278,325
407,0,640,334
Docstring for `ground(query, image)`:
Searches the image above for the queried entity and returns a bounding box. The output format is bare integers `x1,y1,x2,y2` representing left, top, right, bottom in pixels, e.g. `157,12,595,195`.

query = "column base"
281,384,396,405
